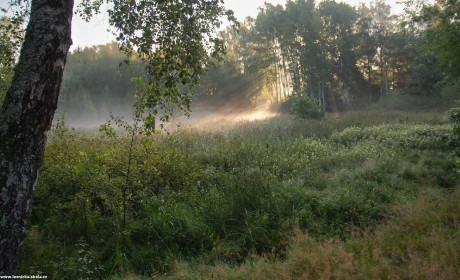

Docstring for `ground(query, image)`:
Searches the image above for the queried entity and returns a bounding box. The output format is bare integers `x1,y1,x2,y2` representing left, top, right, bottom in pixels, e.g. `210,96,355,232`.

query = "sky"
1,0,405,50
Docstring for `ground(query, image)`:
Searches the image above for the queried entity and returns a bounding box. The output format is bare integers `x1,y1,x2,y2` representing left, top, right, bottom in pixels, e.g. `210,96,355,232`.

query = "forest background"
47,0,460,124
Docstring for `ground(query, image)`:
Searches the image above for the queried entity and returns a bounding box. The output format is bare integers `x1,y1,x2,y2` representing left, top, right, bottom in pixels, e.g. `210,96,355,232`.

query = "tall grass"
163,188,460,280
17,110,457,279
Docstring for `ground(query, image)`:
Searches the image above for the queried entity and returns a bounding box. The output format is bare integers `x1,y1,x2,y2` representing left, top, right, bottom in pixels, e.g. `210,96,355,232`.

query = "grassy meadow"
18,110,459,279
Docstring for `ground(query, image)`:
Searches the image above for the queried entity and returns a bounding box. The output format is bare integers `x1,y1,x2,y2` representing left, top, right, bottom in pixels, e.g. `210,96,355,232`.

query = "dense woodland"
0,0,459,278
52,0,459,122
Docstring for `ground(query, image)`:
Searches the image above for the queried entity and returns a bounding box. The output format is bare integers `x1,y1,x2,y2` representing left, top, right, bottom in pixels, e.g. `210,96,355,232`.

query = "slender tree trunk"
273,63,280,103
321,85,326,112
317,80,321,108
367,52,372,102
281,54,289,98
0,0,73,275
384,63,389,95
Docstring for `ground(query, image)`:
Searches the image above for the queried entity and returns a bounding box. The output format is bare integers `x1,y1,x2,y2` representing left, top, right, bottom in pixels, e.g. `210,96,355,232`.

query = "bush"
290,94,325,120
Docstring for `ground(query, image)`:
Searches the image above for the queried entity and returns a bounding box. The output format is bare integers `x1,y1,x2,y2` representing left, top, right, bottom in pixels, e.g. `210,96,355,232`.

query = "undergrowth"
162,187,460,280
17,110,457,279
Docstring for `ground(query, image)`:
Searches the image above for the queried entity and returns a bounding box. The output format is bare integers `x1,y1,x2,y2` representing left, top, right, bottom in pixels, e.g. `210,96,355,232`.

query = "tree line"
207,0,456,111
53,0,458,117
56,42,137,121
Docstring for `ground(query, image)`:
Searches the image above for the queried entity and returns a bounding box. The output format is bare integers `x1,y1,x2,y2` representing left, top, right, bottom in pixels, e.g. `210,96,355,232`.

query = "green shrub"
290,94,325,119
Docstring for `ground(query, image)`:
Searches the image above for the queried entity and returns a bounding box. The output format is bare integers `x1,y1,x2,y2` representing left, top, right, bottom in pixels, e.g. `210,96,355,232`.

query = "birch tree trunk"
0,0,73,274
